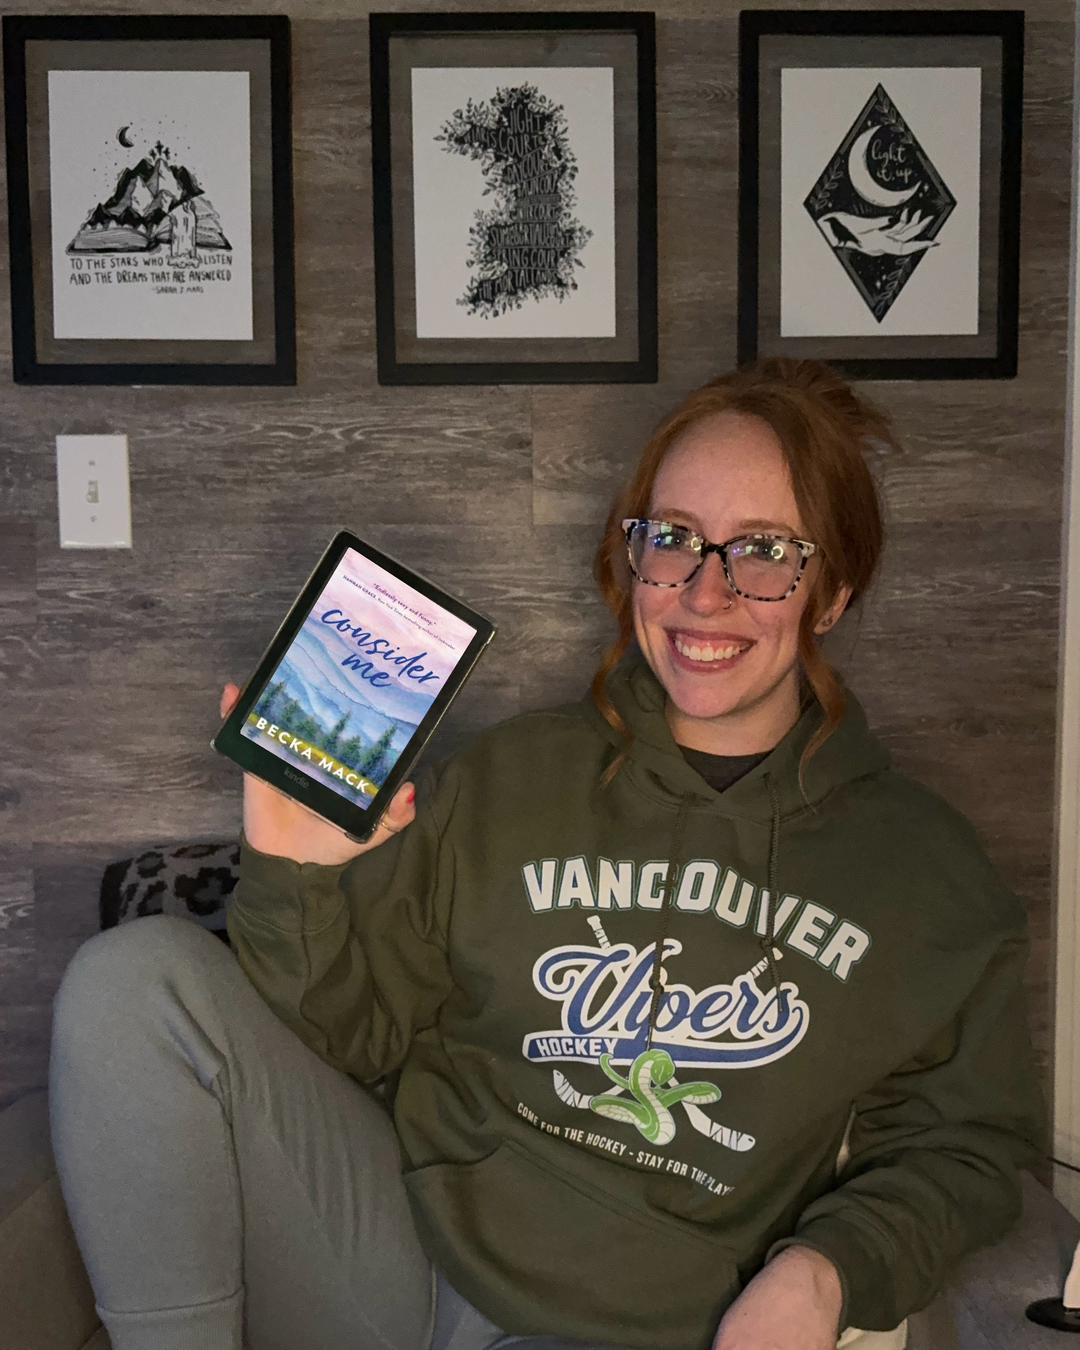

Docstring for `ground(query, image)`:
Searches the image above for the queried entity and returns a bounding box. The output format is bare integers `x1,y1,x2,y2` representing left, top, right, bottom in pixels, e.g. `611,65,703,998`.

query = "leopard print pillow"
99,842,240,941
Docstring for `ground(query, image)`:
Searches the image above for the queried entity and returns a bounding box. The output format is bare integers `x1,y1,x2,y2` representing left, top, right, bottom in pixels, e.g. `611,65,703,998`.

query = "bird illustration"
817,208,938,257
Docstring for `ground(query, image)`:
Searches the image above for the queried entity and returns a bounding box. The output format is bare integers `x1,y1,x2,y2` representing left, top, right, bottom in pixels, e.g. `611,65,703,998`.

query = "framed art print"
3,14,295,385
370,11,657,385
739,10,1023,380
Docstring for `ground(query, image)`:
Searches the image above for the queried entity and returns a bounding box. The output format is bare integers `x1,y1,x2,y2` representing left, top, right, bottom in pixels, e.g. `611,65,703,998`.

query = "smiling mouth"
670,632,752,665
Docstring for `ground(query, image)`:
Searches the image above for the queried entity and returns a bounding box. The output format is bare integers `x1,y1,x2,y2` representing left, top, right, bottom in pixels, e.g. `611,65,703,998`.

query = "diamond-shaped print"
803,84,956,322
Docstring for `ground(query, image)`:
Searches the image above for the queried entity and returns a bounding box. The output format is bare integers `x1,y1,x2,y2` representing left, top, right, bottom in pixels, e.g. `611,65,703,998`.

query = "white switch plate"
56,434,132,549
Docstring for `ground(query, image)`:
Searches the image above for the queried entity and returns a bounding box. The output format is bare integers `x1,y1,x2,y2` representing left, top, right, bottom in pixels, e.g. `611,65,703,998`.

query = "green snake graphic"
588,1050,721,1145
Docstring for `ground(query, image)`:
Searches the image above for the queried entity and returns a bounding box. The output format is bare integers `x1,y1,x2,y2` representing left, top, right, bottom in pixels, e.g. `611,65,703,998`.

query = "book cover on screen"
242,548,477,807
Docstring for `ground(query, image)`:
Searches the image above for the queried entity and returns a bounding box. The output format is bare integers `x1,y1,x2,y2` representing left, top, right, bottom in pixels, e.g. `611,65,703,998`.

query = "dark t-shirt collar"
678,746,772,794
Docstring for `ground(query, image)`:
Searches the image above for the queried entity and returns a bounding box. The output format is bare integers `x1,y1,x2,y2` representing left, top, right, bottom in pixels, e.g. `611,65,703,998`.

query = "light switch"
56,435,132,549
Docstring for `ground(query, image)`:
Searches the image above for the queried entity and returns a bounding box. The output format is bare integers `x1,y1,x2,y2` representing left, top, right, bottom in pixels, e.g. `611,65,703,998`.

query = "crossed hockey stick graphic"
549,917,767,1153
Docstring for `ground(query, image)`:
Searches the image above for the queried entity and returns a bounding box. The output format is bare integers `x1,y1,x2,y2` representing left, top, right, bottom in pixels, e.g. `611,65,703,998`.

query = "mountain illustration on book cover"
67,138,230,259
242,549,477,806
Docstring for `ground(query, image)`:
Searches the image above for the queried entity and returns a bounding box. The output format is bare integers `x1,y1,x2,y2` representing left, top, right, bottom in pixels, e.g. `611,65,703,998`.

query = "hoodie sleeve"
226,771,454,1083
769,929,1045,1332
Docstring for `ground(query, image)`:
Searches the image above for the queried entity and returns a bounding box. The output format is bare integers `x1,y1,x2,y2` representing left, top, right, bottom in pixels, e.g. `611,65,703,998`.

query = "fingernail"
406,786,416,804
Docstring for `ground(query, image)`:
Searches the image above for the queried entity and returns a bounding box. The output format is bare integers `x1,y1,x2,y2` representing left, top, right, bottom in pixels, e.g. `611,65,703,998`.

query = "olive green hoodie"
229,660,1044,1348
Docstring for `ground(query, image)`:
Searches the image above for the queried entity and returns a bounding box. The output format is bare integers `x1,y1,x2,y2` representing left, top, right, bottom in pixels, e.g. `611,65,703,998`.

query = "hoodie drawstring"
647,776,781,1047
760,775,782,996
645,793,692,1051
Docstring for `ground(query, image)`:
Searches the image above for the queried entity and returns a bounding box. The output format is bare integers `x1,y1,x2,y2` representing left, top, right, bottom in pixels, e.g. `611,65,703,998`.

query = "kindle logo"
283,768,309,789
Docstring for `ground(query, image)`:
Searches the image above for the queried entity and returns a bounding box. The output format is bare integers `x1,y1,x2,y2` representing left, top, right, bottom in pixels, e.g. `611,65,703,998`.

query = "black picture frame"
738,10,1023,380
370,11,657,385
3,13,295,385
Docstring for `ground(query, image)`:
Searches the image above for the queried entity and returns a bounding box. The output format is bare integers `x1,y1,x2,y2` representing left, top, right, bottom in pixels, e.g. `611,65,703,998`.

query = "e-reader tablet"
213,531,495,842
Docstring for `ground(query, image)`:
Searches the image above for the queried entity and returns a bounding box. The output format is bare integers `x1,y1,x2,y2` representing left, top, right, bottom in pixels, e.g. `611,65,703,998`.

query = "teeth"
673,635,747,663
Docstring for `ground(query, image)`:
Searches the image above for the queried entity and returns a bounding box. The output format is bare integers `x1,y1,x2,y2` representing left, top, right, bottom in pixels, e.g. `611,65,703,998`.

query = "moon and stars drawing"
116,125,135,148
802,84,956,322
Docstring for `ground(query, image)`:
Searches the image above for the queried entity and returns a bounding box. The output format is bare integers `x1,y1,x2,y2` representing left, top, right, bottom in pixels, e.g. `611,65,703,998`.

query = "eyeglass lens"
628,523,802,599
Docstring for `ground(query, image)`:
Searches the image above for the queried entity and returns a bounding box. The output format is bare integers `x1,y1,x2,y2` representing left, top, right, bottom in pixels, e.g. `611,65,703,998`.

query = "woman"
50,358,1043,1350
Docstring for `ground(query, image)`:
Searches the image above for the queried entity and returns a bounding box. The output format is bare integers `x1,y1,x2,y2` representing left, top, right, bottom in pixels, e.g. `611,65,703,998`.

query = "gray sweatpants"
49,916,902,1350
48,916,624,1350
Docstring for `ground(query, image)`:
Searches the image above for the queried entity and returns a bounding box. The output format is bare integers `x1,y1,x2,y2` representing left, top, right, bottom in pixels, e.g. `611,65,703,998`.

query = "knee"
53,915,227,1053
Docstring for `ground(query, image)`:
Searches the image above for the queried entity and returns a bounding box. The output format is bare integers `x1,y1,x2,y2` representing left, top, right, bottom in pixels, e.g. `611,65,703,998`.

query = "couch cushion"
0,1089,52,1223
0,1090,101,1350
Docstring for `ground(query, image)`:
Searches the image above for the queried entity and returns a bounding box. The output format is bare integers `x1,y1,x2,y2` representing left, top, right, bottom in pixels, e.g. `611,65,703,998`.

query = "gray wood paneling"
0,2,1072,1116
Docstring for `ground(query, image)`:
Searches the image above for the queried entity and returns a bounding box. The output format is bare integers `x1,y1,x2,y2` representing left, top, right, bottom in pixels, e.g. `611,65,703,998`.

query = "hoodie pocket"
405,1138,740,1350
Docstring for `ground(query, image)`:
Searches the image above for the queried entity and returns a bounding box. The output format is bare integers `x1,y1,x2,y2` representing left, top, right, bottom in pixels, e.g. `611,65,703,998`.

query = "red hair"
592,357,890,775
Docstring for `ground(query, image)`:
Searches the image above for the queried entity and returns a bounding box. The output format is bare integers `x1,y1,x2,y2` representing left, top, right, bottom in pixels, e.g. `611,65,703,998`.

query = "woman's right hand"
220,683,417,866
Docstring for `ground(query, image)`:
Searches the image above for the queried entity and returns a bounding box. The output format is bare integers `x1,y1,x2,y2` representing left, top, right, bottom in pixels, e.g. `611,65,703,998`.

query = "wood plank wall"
0,0,1073,1110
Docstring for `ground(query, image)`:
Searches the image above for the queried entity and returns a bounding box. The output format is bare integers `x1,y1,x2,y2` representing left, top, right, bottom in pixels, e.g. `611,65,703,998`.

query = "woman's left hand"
712,1246,842,1350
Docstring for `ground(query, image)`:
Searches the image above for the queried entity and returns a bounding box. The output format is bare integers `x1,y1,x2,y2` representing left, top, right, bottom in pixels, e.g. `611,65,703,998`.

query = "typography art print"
48,69,254,341
779,66,982,339
242,549,476,807
411,66,616,340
